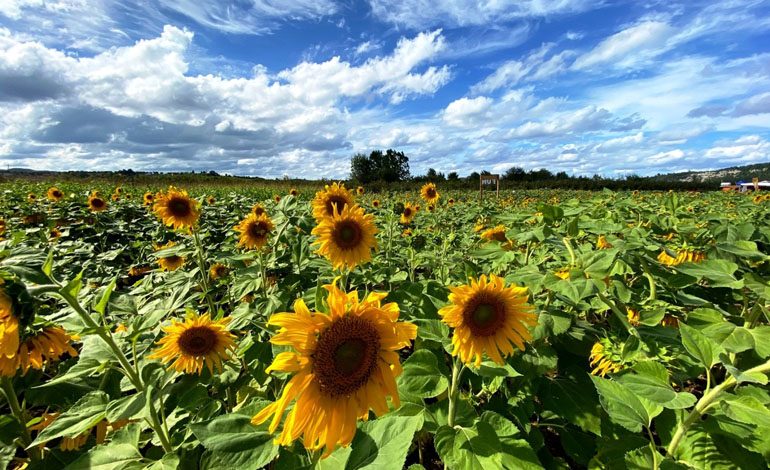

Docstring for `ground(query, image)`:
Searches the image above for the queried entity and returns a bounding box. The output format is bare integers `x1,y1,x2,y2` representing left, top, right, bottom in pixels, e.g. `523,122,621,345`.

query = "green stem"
666,359,770,457
447,358,463,428
646,426,659,470
639,258,657,302
192,229,218,315
597,290,637,337
257,249,269,301
0,377,41,461
563,237,576,267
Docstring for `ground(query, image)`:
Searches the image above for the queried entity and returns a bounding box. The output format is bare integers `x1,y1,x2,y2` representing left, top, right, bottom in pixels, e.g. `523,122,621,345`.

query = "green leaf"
434,422,503,470
397,349,449,399
105,392,148,423
31,391,109,447
719,326,755,354
724,364,769,385
191,414,278,469
344,414,423,470
679,323,718,368
749,326,770,358
64,442,142,470
61,271,85,299
540,375,601,435
42,249,54,277
144,453,181,470
719,395,770,429
590,376,662,432
623,446,665,470
94,277,118,315
674,260,743,289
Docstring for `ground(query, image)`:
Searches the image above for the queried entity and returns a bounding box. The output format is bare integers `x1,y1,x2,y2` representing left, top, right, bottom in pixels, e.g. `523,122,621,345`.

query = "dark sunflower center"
168,197,192,217
253,207,265,216
403,208,412,217
164,255,182,264
177,326,218,355
463,293,506,337
91,198,105,208
426,188,436,198
248,221,269,239
325,196,349,216
333,220,362,249
312,316,380,396
53,191,62,198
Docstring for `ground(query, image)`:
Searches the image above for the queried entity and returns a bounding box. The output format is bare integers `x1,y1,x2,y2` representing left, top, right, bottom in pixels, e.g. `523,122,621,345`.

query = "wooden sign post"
479,174,500,202
753,177,759,191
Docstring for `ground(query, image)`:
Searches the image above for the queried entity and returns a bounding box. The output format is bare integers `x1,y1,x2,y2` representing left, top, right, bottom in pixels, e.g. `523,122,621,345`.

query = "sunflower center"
333,221,362,249
91,198,105,208
403,208,412,217
167,197,192,218
464,293,506,337
53,191,62,198
426,188,436,198
313,316,380,396
248,221,268,238
164,255,182,264
253,207,265,216
178,326,218,356
325,196,349,216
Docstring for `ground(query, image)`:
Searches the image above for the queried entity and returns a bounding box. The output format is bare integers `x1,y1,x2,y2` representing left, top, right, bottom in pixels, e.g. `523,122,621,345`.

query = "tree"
350,149,410,184
467,171,480,182
447,171,459,181
426,168,445,181
503,166,525,181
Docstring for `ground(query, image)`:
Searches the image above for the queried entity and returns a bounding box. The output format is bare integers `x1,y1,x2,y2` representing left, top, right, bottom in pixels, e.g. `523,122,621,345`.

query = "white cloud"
731,91,770,116
443,96,493,127
593,132,643,152
367,0,598,29
704,135,770,164
572,21,674,70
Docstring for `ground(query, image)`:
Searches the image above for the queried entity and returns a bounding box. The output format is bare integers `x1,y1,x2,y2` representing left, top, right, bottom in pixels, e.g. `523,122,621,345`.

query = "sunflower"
209,263,229,280
448,198,455,206
439,274,537,367
372,199,380,208
128,265,151,277
15,327,78,376
290,188,299,197
627,308,640,326
148,313,236,374
252,203,267,217
206,196,216,205
251,283,417,456
596,235,612,249
156,241,185,271
420,183,439,204
49,227,62,239
589,339,624,376
312,183,355,221
400,203,416,225
274,195,281,203
428,204,435,212
312,204,377,270
27,193,37,202
87,193,107,212
357,186,365,195
235,213,275,250
480,225,508,243
143,192,155,206
0,289,19,361
153,187,200,230
47,187,64,202
658,248,706,266
554,268,570,280
111,193,120,202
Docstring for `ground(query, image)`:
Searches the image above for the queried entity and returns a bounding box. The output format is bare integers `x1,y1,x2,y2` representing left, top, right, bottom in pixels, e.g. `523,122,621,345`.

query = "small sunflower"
49,227,62,239
554,268,570,280
420,183,439,204
357,186,365,195
274,195,281,203
143,192,155,206
15,327,78,376
439,274,537,367
596,235,612,249
312,204,377,270
448,198,455,206
148,313,236,374
290,188,299,197
251,283,417,456
252,203,267,217
658,248,706,266
206,196,216,205
156,241,185,271
87,193,107,212
400,203,416,225
209,263,229,280
372,199,380,208
627,308,640,326
589,339,624,376
312,183,355,221
153,187,200,230
128,265,152,277
27,193,37,202
235,213,275,250
480,225,508,243
47,187,64,202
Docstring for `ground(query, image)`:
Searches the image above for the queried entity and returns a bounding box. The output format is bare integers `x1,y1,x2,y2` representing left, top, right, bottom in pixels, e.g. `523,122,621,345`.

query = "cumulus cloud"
704,135,770,164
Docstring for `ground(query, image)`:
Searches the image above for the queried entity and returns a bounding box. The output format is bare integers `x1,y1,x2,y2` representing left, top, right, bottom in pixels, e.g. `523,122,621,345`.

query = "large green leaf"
190,414,278,469
674,260,743,289
397,349,449,399
679,323,718,368
434,421,503,470
31,391,109,447
591,376,662,433
64,443,142,470
344,413,423,470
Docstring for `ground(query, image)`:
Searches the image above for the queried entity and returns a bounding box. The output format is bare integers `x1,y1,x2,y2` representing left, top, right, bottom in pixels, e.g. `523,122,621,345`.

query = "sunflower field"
2,181,770,470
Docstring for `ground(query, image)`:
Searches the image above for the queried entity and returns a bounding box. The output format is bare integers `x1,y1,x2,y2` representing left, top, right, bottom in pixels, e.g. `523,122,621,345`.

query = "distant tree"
503,166,526,181
350,149,410,184
467,171,480,182
447,171,459,181
426,168,446,181
555,171,569,179
528,168,554,180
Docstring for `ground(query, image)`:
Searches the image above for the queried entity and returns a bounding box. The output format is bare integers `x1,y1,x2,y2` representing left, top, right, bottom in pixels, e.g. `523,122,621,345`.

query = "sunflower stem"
192,229,218,315
447,358,462,428
666,358,770,458
562,237,577,267
0,377,40,461
257,249,269,301
639,258,657,302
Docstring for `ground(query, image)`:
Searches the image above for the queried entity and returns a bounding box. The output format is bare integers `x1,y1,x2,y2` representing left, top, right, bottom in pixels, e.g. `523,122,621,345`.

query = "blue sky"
1,0,769,178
